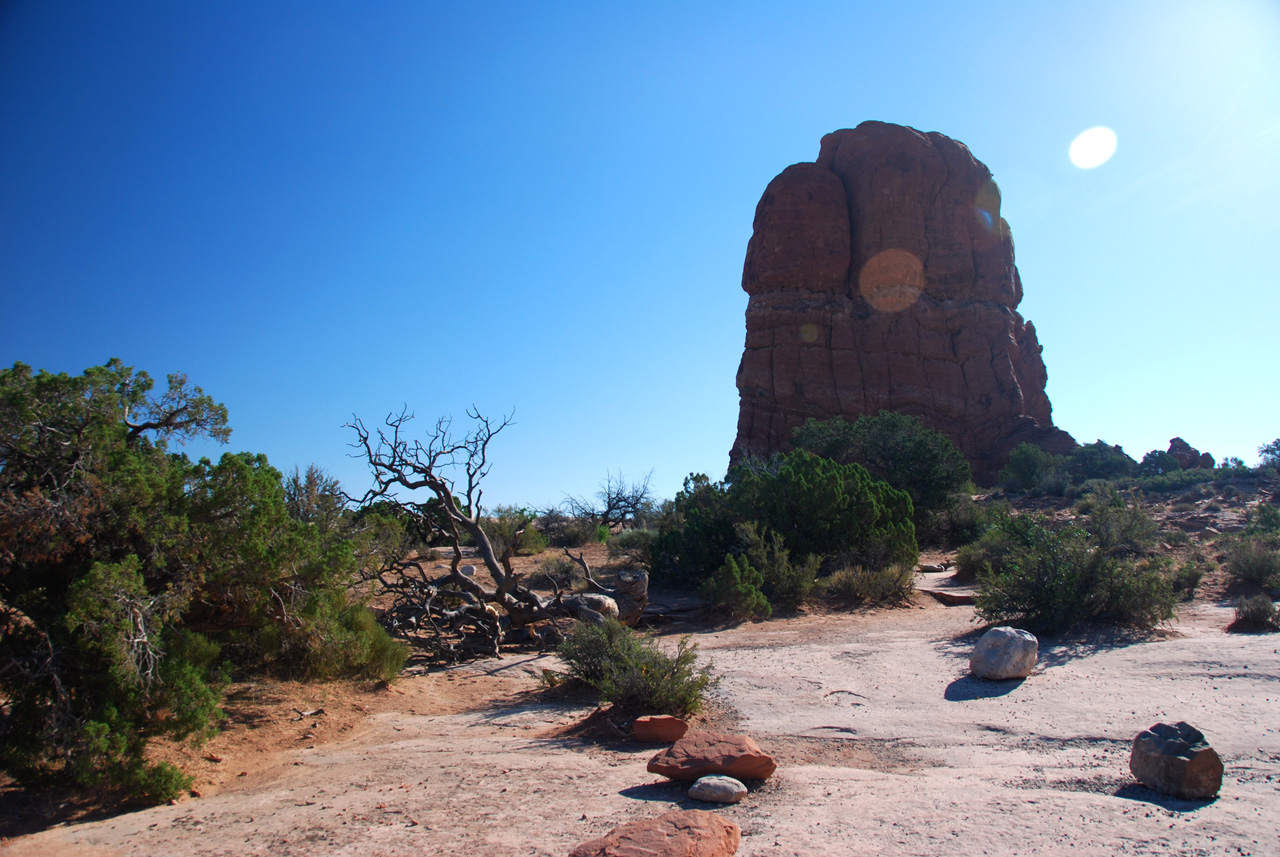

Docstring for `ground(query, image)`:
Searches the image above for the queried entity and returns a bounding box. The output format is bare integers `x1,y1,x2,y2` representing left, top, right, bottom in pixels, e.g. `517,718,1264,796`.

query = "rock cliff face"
731,121,1075,482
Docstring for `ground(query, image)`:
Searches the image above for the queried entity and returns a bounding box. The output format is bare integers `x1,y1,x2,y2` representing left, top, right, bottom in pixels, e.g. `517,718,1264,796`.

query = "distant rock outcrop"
1168,437,1215,470
731,121,1075,482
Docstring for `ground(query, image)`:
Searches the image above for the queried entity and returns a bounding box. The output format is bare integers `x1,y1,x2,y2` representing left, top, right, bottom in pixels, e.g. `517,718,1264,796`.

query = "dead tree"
563,469,655,531
348,408,645,662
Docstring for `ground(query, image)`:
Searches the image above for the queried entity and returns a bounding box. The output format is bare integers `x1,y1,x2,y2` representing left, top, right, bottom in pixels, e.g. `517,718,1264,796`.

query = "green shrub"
791,411,971,526
1232,595,1279,631
537,510,604,548
607,528,655,567
734,522,818,613
1079,490,1157,557
1171,501,1197,513
700,554,771,620
1171,561,1206,599
999,443,1060,493
595,523,612,543
1067,441,1138,482
530,554,584,589
556,620,717,715
1139,449,1181,477
1260,439,1280,469
651,453,917,588
819,564,915,605
1225,536,1280,588
973,514,1175,633
1248,503,1280,533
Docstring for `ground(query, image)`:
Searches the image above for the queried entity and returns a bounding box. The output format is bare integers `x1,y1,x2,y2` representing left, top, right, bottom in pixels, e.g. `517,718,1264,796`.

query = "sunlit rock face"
731,121,1075,483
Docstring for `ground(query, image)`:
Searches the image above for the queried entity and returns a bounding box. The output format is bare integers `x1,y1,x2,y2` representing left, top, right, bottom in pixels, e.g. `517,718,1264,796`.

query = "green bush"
973,514,1175,633
530,554,585,589
1225,536,1280,588
0,360,398,801
734,522,818,613
1078,489,1157,557
791,412,971,526
699,554,771,620
819,564,915,605
481,505,546,555
1139,449,1181,477
1248,503,1280,534
1171,561,1206,599
608,528,655,567
537,510,604,548
1066,441,1138,482
1260,439,1280,469
556,620,717,716
651,453,917,588
1231,595,1279,632
999,443,1062,493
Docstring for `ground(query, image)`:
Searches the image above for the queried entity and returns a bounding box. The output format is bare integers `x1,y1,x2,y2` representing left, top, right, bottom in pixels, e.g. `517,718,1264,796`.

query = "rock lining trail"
7,597,1279,856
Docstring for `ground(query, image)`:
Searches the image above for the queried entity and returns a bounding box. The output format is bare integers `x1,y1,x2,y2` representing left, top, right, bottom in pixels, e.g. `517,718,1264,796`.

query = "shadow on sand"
1113,783,1217,812
944,675,1024,701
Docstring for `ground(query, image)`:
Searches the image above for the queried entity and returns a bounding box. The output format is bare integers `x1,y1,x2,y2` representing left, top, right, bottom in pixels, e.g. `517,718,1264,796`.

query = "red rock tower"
730,121,1074,482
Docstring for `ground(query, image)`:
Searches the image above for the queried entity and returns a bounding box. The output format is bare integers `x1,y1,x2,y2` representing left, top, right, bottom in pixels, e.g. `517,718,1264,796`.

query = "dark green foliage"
1139,449,1181,477
1231,595,1279,632
999,443,1064,494
1134,467,1215,494
733,522,818,613
1224,535,1280,588
651,452,917,594
1260,439,1280,469
0,360,397,801
972,513,1175,634
481,505,542,556
819,564,915,605
791,412,971,525
1066,441,1138,482
699,554,771,620
556,620,717,716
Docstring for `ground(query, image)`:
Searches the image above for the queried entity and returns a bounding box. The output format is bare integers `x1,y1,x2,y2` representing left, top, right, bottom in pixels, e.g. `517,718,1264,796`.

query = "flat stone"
1130,721,1223,800
569,809,740,857
648,732,777,781
634,715,689,743
688,775,748,804
970,627,1038,680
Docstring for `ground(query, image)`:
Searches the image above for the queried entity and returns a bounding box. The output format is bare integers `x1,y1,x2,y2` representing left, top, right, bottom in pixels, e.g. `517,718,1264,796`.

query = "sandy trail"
6,598,1279,857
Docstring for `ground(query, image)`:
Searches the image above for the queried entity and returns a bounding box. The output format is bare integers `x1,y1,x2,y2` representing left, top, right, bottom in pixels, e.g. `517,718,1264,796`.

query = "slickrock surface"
732,121,1075,481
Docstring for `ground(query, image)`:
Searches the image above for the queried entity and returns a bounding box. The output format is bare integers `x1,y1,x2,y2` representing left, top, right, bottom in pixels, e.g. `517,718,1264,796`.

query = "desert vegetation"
5,357,1280,820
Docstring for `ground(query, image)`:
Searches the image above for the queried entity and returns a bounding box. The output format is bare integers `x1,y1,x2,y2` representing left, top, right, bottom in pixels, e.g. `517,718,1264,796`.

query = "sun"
1068,126,1118,169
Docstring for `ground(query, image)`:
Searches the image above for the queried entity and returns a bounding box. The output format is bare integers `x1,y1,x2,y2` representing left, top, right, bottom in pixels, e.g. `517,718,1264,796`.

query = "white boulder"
688,775,748,804
970,626,1038,680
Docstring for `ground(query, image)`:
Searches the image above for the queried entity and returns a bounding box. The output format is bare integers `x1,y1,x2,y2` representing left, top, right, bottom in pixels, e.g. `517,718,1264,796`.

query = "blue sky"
2,1,1278,508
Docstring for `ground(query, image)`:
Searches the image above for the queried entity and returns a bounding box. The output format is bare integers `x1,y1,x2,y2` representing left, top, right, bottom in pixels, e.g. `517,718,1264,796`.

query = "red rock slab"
647,732,777,781
633,714,689,743
569,809,740,857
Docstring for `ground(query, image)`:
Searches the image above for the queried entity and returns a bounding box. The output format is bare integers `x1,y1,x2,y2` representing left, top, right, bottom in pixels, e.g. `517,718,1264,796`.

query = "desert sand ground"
5,576,1278,857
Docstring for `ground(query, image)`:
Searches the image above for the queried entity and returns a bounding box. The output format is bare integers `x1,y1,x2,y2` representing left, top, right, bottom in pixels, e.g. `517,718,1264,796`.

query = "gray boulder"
688,775,748,804
1130,721,1223,799
970,627,1038,680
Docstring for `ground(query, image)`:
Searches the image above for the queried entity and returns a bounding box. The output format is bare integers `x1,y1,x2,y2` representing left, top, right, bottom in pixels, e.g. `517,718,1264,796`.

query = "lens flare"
859,249,924,312
1069,127,1118,169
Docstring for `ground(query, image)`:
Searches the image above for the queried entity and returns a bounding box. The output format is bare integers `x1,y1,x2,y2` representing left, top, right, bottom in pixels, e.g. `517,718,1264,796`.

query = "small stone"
648,732,777,781
970,627,1038,680
689,775,748,804
1130,721,1223,800
459,565,476,577
634,715,689,743
918,563,946,573
568,809,740,857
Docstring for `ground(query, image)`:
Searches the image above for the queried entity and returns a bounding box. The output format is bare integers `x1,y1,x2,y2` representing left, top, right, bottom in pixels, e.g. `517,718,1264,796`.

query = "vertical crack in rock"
730,121,1076,483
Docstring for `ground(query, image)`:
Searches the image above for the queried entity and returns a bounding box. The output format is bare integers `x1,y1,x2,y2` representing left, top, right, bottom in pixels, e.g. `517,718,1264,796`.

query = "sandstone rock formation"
568,809,741,857
1168,437,1215,470
731,121,1075,482
647,732,777,781
1129,721,1223,800
970,626,1039,680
